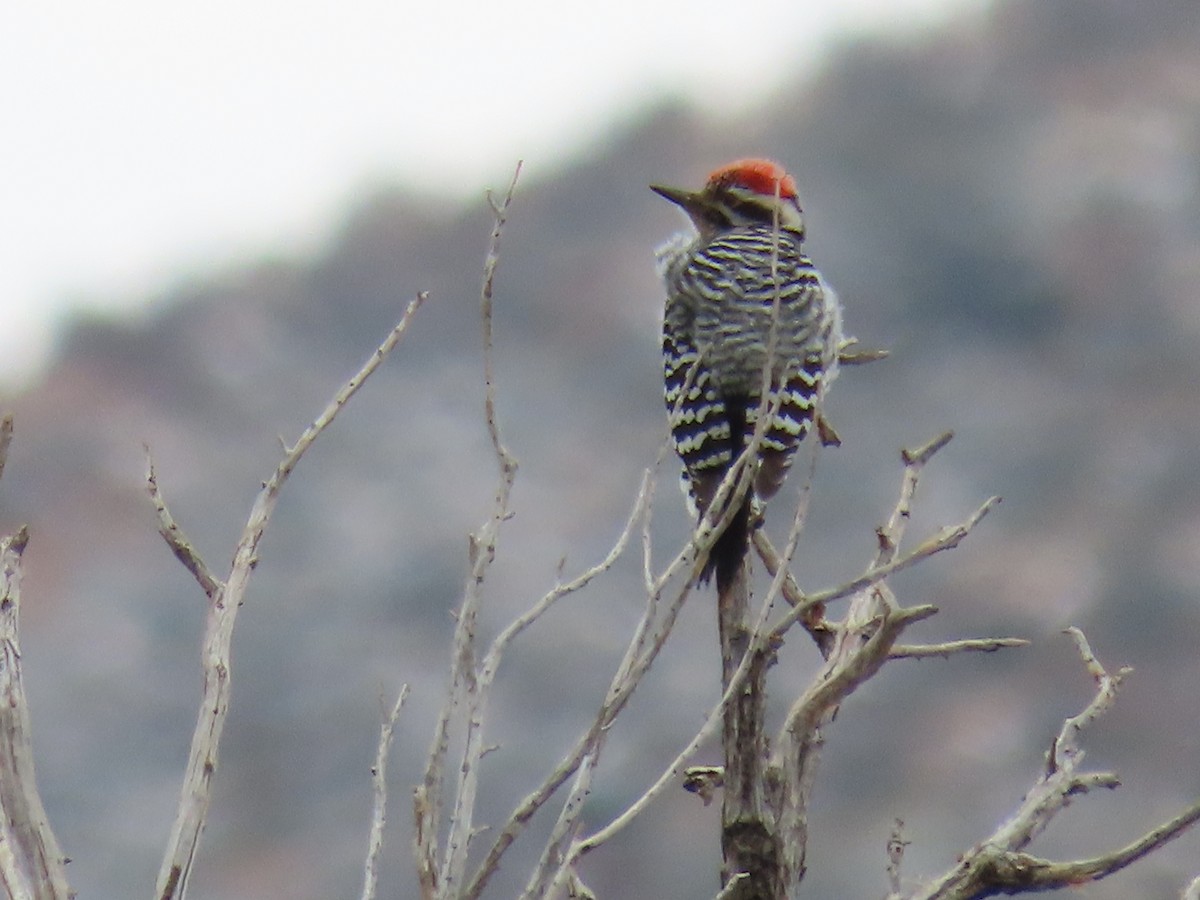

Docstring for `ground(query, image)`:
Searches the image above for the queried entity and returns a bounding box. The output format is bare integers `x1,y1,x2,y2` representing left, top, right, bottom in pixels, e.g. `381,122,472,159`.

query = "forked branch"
908,629,1200,899
153,292,427,899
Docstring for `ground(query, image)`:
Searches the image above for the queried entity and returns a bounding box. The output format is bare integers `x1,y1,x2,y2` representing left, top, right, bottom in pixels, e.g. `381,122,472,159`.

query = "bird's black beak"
649,183,703,212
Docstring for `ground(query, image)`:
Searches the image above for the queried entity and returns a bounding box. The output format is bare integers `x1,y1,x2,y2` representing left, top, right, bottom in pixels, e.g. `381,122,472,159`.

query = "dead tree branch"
413,164,523,900
0,519,72,900
145,456,220,599
760,432,1008,893
361,684,410,900
889,637,1030,660
153,291,427,900
908,628,1200,899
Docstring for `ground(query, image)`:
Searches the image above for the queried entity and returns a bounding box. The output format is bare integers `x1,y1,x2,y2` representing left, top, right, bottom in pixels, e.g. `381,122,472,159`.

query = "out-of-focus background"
3,0,1200,896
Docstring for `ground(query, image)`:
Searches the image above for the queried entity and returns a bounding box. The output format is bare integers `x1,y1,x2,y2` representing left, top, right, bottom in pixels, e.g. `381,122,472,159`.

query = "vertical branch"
717,560,781,899
415,162,522,900
768,432,969,891
0,524,73,900
155,293,427,900
481,162,523,471
716,170,790,900
360,684,410,900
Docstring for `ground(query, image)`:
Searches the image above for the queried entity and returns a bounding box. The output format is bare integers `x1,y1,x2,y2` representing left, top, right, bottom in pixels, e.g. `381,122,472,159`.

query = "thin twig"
361,684,410,900
836,343,889,366
503,481,653,897
763,432,995,890
145,453,221,599
768,495,998,644
878,430,954,568
416,165,522,900
886,818,908,898
155,292,427,900
526,549,705,897
481,162,522,471
464,448,701,896
889,637,1029,660
907,629,1200,899
559,464,815,876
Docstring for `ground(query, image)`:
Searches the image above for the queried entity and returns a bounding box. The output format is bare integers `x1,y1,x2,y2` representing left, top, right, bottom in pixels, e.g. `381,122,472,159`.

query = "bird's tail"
700,492,752,593
698,398,751,593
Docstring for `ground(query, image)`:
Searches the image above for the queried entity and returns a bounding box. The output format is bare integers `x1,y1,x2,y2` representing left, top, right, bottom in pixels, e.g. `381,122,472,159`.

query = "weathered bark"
718,558,782,899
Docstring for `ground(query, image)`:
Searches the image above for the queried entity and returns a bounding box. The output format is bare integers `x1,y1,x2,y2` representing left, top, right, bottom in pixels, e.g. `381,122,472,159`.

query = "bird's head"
650,158,805,240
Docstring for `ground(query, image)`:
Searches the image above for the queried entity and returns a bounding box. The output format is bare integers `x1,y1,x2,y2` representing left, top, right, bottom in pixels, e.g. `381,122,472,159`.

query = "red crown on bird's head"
705,158,797,200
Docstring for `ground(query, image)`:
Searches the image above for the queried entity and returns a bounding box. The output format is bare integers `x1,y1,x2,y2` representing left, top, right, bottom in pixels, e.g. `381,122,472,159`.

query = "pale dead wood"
511,477,659,897
145,454,220,599
766,493,1000,645
549,420,820,897
516,399,802,898
413,164,522,900
889,637,1029,660
430,163,720,899
154,291,427,900
547,426,1005,896
360,684,410,900
836,342,889,366
714,417,819,900
0,524,72,900
908,628,1200,899
886,818,909,899
452,472,651,899
763,432,1006,891
527,528,719,896
533,453,800,897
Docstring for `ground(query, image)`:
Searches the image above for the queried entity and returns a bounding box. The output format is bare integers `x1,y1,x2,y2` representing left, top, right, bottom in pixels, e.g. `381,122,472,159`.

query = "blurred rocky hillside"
3,0,1200,896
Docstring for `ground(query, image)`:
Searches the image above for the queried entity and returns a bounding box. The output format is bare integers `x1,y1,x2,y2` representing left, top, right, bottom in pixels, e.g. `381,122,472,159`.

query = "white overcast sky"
0,0,980,386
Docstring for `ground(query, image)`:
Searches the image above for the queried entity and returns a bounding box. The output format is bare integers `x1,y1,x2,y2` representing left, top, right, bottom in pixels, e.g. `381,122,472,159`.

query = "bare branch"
759,431,996,891
493,486,656,896
458,475,652,899
0,525,72,900
481,162,522,472
886,818,909,898
785,600,937,739
910,797,1200,896
416,165,523,900
360,684,410,900
156,292,427,900
526,561,708,895
557,468,817,886
750,530,805,607
769,495,999,644
145,450,221,599
836,343,889,366
878,430,955,568
567,605,761,859
907,630,1200,899
889,637,1029,660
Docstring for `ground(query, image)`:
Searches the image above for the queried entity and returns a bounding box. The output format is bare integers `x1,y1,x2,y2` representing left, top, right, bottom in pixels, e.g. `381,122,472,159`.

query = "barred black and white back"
652,159,843,590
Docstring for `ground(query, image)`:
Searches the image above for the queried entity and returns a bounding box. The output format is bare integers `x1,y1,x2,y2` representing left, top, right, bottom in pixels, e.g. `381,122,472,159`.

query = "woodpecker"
652,159,842,591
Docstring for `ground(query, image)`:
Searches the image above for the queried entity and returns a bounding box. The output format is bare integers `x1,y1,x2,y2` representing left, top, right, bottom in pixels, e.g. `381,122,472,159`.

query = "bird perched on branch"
652,158,843,591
